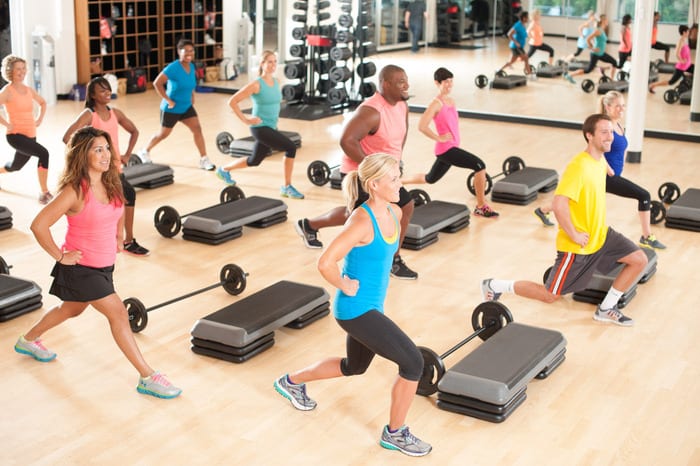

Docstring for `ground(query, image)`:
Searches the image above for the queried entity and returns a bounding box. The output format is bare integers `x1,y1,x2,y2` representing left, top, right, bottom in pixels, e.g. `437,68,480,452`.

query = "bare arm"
30,186,84,265
153,72,174,109
62,109,93,144
552,194,589,247
418,98,451,142
0,86,12,129
227,79,262,125
339,105,380,164
587,29,600,51
113,108,139,163
675,37,685,62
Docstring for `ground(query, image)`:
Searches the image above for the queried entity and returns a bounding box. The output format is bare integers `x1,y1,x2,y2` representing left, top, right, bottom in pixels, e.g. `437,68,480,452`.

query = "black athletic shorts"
49,262,116,302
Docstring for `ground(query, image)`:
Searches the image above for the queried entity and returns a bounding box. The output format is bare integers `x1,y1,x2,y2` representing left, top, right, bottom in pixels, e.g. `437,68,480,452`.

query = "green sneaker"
14,335,56,362
281,184,305,199
136,372,182,399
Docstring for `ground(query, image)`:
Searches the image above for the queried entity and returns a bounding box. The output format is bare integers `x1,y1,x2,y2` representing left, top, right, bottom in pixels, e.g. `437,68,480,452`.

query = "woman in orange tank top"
0,54,51,204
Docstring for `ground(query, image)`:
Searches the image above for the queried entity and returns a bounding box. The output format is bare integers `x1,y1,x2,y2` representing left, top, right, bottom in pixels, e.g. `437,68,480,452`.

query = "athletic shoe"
216,167,236,186
639,235,666,250
137,148,152,164
563,73,576,84
295,219,323,249
199,156,216,171
480,278,501,302
14,335,56,362
281,184,305,199
473,204,499,218
136,372,182,399
273,374,317,411
123,239,150,256
534,207,555,226
391,256,418,280
593,305,634,327
38,192,54,205
379,425,432,457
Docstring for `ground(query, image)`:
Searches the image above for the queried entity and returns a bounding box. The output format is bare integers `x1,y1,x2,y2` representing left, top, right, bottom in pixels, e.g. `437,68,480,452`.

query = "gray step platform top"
0,275,42,308
667,188,700,221
438,322,566,405
406,201,470,238
122,163,174,185
598,80,629,94
585,247,657,291
182,196,288,234
492,75,527,89
493,167,559,196
0,206,11,220
190,280,330,348
536,65,564,77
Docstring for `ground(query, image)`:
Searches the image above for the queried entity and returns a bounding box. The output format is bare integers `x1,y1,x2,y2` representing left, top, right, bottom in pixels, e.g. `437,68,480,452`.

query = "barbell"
417,301,514,396
124,263,248,333
466,155,525,195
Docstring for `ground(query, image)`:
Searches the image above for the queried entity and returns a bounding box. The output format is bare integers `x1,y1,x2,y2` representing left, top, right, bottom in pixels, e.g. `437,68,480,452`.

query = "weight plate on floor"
216,131,234,154
474,74,489,88
221,263,247,296
416,346,445,396
220,185,246,203
650,200,666,224
663,89,679,104
124,297,148,333
503,156,525,175
467,172,493,195
658,181,681,204
0,256,10,275
307,160,331,186
471,301,513,341
408,188,431,206
581,79,595,93
153,206,181,238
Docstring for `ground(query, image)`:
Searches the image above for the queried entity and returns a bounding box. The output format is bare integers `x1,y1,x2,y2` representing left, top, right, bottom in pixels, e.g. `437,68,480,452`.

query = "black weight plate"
416,346,445,396
474,74,488,88
616,70,628,81
502,156,525,175
220,263,247,295
154,206,181,238
124,297,148,333
582,79,595,93
658,182,681,204
220,185,246,203
663,89,679,104
598,75,611,84
649,200,666,224
307,160,331,186
466,171,477,195
0,256,10,275
126,154,142,166
495,70,507,77
216,131,234,154
408,188,431,206
471,301,513,341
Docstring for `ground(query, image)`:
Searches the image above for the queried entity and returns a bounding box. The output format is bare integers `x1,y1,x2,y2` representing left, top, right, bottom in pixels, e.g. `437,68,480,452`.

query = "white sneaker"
199,156,215,171
137,148,152,164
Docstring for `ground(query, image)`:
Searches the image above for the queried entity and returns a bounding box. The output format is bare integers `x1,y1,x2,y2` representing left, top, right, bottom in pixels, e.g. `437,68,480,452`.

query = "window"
655,0,692,24
534,0,596,18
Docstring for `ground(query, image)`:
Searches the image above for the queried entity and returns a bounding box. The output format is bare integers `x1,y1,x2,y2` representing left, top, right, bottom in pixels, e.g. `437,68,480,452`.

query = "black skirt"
49,262,116,302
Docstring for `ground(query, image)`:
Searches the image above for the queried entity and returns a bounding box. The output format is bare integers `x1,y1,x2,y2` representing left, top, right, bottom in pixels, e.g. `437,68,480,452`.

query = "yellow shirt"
554,151,608,254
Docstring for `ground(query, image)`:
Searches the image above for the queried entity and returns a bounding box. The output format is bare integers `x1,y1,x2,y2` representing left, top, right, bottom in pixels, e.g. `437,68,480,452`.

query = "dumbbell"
466,155,525,195
307,160,339,186
124,263,248,333
417,301,514,396
153,186,245,237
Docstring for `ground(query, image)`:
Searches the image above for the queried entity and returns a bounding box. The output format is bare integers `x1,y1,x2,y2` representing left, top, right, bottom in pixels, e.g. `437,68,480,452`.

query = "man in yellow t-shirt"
480,114,648,326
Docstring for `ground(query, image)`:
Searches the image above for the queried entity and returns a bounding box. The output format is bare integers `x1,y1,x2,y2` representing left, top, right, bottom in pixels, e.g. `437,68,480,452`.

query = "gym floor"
1,37,698,464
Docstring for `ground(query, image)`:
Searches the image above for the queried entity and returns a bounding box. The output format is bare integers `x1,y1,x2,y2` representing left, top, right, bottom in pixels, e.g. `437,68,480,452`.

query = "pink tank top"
341,93,407,173
676,43,692,71
90,108,123,173
433,99,460,156
63,183,124,268
4,85,36,137
619,28,632,52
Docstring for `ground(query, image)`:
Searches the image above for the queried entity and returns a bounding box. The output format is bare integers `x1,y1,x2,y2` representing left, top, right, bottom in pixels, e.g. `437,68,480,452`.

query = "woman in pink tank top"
0,54,52,204
402,67,499,218
14,127,181,399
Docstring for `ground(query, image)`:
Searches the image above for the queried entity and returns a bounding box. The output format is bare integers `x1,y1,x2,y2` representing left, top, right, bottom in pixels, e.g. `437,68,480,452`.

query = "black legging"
248,126,296,167
528,43,554,58
606,175,651,212
618,51,632,69
425,147,486,184
584,52,618,73
119,173,136,207
4,134,50,171
336,310,423,381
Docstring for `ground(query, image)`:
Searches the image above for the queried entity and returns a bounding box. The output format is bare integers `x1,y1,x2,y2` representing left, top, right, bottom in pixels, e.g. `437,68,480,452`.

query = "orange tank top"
529,23,543,46
4,85,36,137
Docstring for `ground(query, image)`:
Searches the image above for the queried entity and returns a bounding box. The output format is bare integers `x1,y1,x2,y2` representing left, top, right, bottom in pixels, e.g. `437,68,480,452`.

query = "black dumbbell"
124,263,248,333
153,186,245,238
417,301,514,396
466,155,525,195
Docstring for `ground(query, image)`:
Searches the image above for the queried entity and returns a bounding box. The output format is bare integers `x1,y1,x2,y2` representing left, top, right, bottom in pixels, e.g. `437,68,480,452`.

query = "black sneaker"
295,219,323,249
123,239,150,256
391,256,418,280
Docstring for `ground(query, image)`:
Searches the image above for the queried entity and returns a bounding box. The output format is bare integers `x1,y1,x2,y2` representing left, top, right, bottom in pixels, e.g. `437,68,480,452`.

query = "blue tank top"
251,77,280,129
578,26,594,49
334,204,399,320
604,128,628,176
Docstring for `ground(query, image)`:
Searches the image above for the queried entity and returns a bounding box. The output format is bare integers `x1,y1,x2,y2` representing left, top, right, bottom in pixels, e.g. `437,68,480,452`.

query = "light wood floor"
1,41,699,465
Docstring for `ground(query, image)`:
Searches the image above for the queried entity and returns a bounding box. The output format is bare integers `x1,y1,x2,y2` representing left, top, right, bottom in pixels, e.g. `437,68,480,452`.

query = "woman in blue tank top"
272,154,432,457
217,50,304,199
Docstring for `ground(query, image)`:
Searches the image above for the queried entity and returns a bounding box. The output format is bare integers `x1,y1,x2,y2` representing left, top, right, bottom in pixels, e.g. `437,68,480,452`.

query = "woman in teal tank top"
564,15,619,83
272,154,432,457
217,50,304,199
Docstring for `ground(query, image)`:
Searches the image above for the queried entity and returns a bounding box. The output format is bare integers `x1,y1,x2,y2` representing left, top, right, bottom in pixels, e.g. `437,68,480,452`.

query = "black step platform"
491,167,558,205
597,80,629,94
227,131,302,158
0,206,12,231
122,163,174,189
190,281,330,362
437,322,566,422
666,188,700,232
536,64,564,78
491,75,527,89
403,201,470,250
0,274,43,322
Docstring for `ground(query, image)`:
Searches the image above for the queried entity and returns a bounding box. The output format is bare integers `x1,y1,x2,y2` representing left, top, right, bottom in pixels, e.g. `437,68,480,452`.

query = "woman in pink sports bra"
402,67,499,217
14,127,182,400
